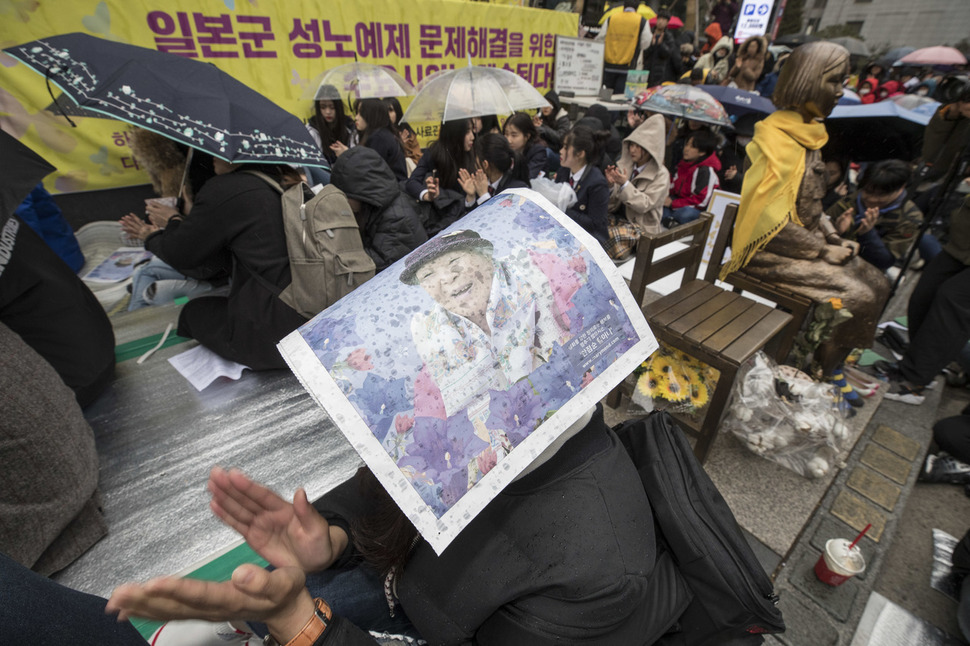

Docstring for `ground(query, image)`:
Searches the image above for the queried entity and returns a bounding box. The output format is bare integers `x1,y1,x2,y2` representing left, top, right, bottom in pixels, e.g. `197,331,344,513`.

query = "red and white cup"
814,538,866,586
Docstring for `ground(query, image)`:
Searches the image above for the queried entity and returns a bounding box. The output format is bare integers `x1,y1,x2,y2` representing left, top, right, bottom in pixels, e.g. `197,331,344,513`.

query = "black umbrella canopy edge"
4,33,330,168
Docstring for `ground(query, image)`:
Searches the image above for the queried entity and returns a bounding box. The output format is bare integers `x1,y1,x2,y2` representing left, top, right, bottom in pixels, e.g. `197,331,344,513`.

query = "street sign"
734,0,776,41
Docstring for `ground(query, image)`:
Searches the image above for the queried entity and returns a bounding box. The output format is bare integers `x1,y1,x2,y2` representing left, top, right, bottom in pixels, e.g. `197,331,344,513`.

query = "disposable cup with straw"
814,523,870,586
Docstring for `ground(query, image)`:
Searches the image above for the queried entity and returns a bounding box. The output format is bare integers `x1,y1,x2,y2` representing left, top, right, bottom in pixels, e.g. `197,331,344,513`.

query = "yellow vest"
604,11,642,66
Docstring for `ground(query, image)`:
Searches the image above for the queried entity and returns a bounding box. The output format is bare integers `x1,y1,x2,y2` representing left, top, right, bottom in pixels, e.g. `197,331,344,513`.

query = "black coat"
555,165,611,246
362,127,408,183
404,149,470,236
330,147,427,273
0,214,114,406
312,406,690,645
145,171,306,370
643,29,683,86
523,142,548,179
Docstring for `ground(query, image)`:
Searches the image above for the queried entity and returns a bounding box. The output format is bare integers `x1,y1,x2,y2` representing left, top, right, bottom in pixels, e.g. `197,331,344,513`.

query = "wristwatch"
262,597,332,646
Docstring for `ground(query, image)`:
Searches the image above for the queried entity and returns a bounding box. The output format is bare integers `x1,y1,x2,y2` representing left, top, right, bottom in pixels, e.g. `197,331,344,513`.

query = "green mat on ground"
859,348,888,366
131,543,268,638
115,332,191,363
895,316,908,327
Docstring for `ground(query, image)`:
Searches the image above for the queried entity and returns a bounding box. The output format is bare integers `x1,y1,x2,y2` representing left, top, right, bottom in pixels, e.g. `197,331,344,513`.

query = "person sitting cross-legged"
662,128,720,227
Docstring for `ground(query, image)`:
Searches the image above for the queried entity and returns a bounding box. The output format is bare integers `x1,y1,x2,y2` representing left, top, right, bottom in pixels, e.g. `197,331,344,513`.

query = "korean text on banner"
733,0,776,41
0,0,576,194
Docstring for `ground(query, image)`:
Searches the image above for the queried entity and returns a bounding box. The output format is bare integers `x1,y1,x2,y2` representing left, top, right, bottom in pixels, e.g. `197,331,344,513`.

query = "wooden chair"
704,204,814,363
608,211,792,464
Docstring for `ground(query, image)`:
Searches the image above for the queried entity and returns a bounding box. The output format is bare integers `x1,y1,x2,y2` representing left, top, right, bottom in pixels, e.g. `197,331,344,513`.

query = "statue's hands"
820,243,854,265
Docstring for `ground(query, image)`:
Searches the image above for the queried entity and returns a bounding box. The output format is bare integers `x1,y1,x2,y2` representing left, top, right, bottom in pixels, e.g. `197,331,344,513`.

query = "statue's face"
815,62,848,117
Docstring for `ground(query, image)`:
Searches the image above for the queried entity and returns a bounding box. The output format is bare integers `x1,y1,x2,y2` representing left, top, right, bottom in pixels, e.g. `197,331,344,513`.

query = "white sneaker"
150,620,259,645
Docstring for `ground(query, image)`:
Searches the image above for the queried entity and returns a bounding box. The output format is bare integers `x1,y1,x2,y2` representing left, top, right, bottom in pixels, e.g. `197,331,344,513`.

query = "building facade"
803,0,969,51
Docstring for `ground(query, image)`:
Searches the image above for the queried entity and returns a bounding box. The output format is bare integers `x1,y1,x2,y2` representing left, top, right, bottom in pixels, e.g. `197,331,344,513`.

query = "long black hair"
476,133,528,185
385,96,417,139
563,125,609,167
428,118,475,191
355,98,393,146
308,87,351,159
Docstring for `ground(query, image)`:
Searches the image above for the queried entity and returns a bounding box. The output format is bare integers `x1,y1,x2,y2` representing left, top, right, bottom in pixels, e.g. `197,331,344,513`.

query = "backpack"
245,171,375,319
614,412,786,645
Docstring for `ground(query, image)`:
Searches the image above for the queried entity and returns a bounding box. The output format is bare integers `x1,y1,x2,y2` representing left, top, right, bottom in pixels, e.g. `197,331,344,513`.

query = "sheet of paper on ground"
279,189,656,554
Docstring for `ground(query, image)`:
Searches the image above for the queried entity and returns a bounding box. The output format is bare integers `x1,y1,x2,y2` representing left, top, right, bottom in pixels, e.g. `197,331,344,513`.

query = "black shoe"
872,360,900,380
919,452,970,484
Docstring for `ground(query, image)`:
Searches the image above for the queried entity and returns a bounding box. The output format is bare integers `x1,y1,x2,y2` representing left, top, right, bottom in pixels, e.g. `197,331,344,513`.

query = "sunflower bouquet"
632,342,719,417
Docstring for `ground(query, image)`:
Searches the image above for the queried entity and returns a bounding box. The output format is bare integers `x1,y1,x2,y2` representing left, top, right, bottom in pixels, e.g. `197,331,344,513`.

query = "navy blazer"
555,165,610,246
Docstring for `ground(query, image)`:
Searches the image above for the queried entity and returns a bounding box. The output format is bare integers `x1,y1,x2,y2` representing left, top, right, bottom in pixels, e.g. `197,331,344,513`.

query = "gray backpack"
245,171,375,319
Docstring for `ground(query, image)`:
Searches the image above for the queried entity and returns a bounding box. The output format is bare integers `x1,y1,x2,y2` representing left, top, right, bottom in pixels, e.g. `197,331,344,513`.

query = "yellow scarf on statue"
721,110,829,278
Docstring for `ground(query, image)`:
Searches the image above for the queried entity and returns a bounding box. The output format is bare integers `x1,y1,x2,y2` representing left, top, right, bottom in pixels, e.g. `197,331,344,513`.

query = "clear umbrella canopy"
633,85,732,128
303,62,415,101
400,64,550,124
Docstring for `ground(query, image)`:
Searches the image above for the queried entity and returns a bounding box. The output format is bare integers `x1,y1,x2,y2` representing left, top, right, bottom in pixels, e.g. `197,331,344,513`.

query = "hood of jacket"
712,35,733,58
330,146,399,209
585,104,613,131
619,114,666,177
544,89,561,115
703,23,722,51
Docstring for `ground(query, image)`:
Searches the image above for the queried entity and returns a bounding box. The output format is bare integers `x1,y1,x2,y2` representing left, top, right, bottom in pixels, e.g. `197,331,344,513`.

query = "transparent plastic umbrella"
632,85,732,128
400,64,550,124
303,62,415,101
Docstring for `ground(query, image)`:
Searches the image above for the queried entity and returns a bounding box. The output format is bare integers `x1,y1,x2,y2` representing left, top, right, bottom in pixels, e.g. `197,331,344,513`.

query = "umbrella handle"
45,67,77,128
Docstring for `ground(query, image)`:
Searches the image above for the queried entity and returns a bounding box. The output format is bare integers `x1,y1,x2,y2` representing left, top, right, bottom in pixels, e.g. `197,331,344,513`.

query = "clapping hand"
145,201,180,228
857,206,879,235
458,168,477,200
471,169,489,197
605,165,628,187
119,213,158,241
207,466,343,573
835,207,855,234
106,564,315,644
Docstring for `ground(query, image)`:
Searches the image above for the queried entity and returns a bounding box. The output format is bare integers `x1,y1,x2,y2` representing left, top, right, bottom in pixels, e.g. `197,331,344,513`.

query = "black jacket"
404,149,470,236
312,406,691,645
145,171,307,370
362,127,408,183
642,29,683,87
555,165,611,247
523,141,548,179
330,147,427,273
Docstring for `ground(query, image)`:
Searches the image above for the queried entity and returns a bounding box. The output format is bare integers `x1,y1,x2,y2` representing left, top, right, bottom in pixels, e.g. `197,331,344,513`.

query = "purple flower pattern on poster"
296,193,643,518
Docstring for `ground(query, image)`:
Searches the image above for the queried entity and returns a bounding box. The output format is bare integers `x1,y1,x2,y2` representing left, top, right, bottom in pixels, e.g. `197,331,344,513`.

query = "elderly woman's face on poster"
416,249,495,321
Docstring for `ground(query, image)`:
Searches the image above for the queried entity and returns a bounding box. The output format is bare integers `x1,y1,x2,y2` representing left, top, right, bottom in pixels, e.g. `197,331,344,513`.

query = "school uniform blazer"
555,165,610,247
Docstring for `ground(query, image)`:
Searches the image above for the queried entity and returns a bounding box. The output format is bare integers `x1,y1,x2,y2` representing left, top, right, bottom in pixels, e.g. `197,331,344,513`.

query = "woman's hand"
457,168,477,199
329,141,349,157
119,213,158,241
208,467,344,573
532,113,543,128
607,165,628,186
423,174,440,201
819,243,854,265
472,169,490,197
145,202,180,228
106,564,316,644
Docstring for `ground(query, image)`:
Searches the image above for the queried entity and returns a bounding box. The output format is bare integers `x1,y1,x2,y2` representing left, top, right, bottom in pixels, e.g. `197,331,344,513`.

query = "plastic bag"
721,351,851,479
529,175,577,212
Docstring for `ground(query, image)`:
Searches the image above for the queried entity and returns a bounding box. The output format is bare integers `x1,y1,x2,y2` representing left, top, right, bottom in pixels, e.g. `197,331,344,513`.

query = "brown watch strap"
283,597,331,646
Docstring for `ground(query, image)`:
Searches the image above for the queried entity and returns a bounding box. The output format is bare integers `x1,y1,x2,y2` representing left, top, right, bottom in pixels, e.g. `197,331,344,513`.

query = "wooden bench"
704,204,814,364
608,212,792,463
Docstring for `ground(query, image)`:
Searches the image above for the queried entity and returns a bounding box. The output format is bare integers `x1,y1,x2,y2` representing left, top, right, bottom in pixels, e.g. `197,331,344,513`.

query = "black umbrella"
697,85,775,118
772,33,819,48
826,102,929,162
4,33,328,168
0,129,56,223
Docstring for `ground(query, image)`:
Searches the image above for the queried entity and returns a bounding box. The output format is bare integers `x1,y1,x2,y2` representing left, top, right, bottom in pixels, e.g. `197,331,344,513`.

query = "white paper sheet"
168,345,250,391
279,189,657,554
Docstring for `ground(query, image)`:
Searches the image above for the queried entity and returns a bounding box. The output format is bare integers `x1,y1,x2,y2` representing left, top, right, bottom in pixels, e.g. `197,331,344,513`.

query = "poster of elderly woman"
279,189,656,554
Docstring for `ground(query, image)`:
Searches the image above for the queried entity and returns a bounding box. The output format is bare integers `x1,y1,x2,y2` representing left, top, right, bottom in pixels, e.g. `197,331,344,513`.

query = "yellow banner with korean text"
0,0,577,194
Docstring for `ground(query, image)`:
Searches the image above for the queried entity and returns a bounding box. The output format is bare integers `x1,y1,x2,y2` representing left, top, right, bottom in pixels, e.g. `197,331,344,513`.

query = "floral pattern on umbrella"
633,84,732,127
4,33,328,166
